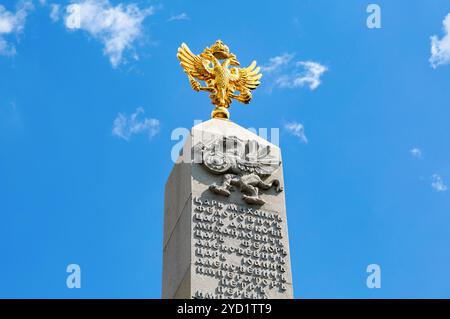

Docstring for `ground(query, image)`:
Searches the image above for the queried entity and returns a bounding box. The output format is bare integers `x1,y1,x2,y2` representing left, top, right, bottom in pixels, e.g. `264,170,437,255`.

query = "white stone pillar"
162,119,293,299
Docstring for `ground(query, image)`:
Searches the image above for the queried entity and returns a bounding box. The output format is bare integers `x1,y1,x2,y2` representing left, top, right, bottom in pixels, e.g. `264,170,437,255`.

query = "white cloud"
410,147,422,158
430,13,450,68
284,122,308,143
50,4,60,22
37,0,60,22
262,54,327,90
431,174,448,192
168,12,189,22
64,0,154,68
0,1,33,56
260,53,294,73
276,61,327,90
112,107,159,141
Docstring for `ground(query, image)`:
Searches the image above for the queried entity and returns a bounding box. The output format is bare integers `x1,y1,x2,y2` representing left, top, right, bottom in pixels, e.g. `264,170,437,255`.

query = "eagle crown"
209,40,230,60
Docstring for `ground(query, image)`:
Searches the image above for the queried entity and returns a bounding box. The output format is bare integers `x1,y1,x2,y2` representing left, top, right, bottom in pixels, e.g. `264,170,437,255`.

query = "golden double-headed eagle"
177,40,262,120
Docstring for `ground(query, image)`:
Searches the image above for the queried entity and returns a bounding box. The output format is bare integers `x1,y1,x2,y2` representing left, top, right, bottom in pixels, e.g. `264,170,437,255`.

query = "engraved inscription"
192,197,289,299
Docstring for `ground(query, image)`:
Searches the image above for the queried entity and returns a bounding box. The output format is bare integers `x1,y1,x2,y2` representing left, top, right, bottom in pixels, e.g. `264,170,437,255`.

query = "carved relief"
195,136,283,205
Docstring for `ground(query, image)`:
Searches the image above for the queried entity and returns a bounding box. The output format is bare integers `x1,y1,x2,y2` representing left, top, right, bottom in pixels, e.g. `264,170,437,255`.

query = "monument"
162,40,293,299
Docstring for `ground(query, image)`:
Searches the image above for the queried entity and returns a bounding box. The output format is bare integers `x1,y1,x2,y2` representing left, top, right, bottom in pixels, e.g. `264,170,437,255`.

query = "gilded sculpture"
177,40,262,120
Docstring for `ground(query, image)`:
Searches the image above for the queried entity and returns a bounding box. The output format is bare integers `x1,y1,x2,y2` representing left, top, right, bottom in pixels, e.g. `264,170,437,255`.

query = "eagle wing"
230,61,262,91
177,43,213,81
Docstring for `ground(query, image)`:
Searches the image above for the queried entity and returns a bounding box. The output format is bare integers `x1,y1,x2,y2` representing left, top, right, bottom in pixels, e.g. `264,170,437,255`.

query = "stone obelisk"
162,40,293,299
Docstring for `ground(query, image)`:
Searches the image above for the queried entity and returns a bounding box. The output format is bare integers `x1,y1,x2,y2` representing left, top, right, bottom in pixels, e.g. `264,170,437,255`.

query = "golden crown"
210,40,230,59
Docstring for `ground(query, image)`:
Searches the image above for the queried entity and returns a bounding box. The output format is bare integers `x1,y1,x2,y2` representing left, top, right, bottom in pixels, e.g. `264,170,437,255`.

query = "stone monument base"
162,119,293,299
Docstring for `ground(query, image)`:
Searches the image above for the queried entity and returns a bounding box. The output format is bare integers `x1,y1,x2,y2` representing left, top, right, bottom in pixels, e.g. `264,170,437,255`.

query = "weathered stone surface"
162,119,293,299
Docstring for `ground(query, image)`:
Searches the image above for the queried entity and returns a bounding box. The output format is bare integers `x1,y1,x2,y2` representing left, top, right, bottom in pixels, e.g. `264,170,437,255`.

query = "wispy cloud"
410,147,422,159
260,53,294,74
0,1,34,56
430,13,450,68
277,61,327,90
49,4,60,22
431,174,448,192
63,0,155,68
37,0,60,22
284,122,308,143
262,53,327,90
167,12,189,22
112,107,160,141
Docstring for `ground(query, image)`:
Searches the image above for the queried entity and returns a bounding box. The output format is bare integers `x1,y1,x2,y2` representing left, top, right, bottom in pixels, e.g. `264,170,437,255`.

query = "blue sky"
1,0,450,298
